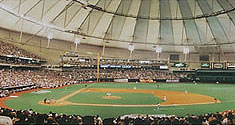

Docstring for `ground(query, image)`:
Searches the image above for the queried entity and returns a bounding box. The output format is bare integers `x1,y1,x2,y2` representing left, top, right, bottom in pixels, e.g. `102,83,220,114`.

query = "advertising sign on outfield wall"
166,79,179,83
173,62,187,68
212,63,224,69
201,63,210,69
114,79,128,83
140,79,154,83
227,62,235,69
160,65,168,69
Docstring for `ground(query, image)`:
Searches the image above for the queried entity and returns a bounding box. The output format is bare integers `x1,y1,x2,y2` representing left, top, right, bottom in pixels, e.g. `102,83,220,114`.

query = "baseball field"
2,82,235,118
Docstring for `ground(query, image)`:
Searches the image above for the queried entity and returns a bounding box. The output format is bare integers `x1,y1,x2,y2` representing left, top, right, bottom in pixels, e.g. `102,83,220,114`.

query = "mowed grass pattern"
4,83,235,118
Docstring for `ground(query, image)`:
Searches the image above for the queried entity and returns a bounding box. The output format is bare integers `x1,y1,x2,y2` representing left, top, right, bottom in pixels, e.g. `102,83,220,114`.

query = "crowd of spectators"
99,69,178,79
0,69,75,98
0,69,178,88
0,57,41,66
0,69,73,88
61,57,165,67
0,107,235,125
0,41,41,59
0,107,101,124
0,68,178,98
0,41,44,66
0,69,178,89
0,86,36,98
104,110,235,125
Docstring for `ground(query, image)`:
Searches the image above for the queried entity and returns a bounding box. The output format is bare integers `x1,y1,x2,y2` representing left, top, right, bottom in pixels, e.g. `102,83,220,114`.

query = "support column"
97,53,100,83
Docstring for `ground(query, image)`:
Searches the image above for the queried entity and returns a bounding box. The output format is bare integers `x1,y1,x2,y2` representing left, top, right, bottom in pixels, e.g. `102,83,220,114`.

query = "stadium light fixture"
47,30,53,48
74,37,80,52
128,44,135,52
47,31,53,40
183,47,189,54
155,46,162,53
74,37,81,44
154,46,162,59
183,47,189,61
128,44,134,58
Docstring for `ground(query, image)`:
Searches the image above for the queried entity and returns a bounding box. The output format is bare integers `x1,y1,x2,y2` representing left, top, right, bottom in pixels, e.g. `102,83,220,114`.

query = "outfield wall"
85,78,179,83
197,69,235,83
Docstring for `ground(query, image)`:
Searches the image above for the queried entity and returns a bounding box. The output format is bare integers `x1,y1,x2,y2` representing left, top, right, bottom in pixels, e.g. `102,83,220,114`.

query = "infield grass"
67,92,162,105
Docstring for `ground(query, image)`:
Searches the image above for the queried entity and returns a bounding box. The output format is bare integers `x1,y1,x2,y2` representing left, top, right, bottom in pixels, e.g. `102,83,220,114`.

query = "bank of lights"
183,47,189,54
155,46,162,53
74,37,81,44
128,44,135,52
47,31,53,40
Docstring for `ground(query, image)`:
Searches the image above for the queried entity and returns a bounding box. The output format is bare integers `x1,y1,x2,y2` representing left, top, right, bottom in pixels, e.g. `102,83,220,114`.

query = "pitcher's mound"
102,96,121,100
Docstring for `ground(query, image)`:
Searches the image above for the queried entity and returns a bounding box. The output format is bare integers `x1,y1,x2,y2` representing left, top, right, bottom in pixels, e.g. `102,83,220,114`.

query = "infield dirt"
39,88,219,107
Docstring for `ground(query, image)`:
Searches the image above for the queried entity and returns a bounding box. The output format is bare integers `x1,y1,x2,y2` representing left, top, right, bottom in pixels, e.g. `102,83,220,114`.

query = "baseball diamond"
38,87,217,107
2,82,235,119
2,0,235,124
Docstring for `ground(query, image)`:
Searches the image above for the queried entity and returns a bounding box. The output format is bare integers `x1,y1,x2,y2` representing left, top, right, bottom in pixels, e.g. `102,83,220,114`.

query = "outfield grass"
4,83,235,118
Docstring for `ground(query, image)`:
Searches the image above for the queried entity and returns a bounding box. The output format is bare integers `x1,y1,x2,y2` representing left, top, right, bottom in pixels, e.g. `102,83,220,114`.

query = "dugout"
196,69,235,83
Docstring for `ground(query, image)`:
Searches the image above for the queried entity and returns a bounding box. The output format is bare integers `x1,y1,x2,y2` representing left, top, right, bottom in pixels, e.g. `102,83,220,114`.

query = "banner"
166,79,179,83
160,65,168,69
140,79,154,83
227,63,235,69
201,63,210,69
173,62,187,68
114,79,128,83
213,63,224,69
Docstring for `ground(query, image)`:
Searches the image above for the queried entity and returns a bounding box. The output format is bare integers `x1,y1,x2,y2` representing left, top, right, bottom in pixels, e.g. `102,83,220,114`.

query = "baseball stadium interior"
1,0,235,124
